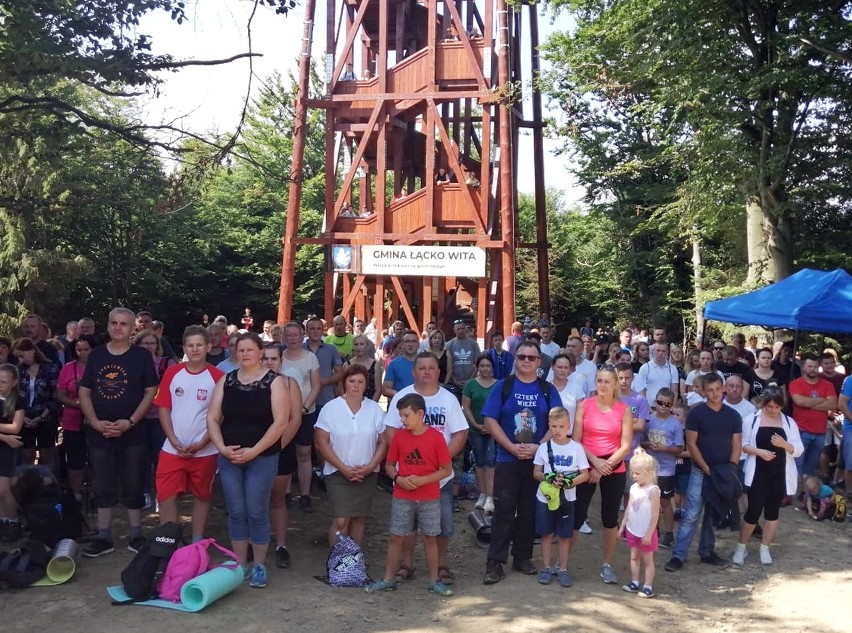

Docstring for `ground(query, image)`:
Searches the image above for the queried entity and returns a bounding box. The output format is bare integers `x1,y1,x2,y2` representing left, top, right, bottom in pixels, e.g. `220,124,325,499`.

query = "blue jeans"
218,453,278,544
672,467,716,561
795,431,825,477
468,432,496,468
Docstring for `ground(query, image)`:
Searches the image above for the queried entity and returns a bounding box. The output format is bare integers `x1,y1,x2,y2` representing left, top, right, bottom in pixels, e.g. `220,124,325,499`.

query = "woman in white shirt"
548,353,586,434
315,364,388,546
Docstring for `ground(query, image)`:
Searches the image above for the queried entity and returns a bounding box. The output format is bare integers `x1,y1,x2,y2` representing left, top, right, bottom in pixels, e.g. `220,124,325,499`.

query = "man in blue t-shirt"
381,330,420,399
664,372,742,572
481,341,560,585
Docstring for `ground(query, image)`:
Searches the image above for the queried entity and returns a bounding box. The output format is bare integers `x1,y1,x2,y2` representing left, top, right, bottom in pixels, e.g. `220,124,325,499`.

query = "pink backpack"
157,538,239,602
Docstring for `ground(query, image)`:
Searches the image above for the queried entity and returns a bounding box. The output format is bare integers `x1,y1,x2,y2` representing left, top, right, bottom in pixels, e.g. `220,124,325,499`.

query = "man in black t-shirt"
665,372,742,571
79,307,158,558
715,346,749,381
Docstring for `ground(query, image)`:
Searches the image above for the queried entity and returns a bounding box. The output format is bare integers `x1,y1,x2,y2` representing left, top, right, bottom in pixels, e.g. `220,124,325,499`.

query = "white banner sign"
360,245,486,277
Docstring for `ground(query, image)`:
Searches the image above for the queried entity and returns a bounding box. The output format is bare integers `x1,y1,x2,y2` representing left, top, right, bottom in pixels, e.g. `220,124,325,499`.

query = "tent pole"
789,329,800,383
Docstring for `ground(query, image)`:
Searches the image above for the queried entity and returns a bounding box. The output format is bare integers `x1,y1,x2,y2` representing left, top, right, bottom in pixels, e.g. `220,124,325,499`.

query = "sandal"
438,565,454,585
393,564,415,582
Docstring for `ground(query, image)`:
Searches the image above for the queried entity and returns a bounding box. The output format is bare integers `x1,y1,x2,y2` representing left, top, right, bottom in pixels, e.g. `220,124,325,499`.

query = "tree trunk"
764,210,793,281
745,196,769,285
692,231,704,348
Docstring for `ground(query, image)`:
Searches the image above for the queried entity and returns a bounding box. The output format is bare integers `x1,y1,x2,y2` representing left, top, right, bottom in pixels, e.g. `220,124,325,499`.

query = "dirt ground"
4,484,850,633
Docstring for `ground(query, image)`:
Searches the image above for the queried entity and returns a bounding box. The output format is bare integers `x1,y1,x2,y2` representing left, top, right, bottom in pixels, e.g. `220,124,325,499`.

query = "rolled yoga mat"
179,562,244,611
467,509,492,549
106,562,245,611
31,539,79,586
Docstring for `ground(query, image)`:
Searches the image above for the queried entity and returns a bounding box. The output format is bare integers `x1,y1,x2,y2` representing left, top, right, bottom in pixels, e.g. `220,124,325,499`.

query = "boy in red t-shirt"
366,393,453,596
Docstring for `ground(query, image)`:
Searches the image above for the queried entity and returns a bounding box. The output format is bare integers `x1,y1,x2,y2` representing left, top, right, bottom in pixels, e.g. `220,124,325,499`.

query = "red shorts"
625,528,658,553
155,451,218,502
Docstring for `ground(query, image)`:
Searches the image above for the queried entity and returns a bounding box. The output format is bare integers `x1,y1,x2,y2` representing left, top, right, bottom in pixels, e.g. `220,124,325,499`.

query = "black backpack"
500,374,555,410
0,541,50,588
23,484,85,548
115,522,183,603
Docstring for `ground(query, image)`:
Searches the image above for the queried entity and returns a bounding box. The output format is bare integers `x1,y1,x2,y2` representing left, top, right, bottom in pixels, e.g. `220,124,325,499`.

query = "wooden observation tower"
278,0,551,338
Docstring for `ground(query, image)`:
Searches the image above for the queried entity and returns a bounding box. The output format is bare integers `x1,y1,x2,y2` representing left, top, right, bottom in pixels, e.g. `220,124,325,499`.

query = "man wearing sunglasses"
481,341,560,584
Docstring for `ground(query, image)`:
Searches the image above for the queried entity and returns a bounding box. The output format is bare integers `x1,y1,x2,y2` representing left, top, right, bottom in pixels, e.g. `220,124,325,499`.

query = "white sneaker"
475,494,487,510
579,521,593,535
759,545,773,565
732,545,747,566
483,496,495,514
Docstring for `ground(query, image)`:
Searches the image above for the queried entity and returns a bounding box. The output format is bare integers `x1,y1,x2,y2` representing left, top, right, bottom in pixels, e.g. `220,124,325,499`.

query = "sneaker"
537,568,552,585
512,559,537,575
622,580,641,593
475,493,487,510
275,546,291,569
82,538,115,558
556,569,573,588
732,545,747,566
579,521,593,534
249,563,268,588
638,586,654,598
483,496,495,514
427,581,454,597
659,532,674,549
299,495,313,513
483,560,505,585
664,557,683,572
600,563,618,584
365,579,397,593
127,535,146,554
700,552,729,567
759,545,773,565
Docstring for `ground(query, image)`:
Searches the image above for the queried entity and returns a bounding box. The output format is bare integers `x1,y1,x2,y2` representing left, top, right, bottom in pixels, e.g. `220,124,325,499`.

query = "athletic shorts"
155,451,218,502
277,441,297,476
535,499,575,539
658,475,675,500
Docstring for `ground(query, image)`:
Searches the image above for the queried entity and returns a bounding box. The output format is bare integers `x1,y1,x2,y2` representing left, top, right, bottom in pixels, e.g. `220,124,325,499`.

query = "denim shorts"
841,428,852,470
389,497,441,536
468,432,496,468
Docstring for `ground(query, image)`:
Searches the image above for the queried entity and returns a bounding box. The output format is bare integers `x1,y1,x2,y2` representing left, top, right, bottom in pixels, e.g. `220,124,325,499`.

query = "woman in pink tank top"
571,366,634,585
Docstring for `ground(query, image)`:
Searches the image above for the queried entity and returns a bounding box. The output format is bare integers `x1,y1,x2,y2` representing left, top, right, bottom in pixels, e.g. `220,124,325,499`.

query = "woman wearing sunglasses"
571,365,634,585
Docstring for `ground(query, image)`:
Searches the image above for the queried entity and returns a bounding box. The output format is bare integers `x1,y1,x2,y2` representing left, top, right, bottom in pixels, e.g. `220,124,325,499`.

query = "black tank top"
755,426,787,476
221,370,279,457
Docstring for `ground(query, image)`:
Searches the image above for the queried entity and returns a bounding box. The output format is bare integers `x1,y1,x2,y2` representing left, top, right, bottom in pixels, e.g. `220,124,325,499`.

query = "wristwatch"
128,418,137,428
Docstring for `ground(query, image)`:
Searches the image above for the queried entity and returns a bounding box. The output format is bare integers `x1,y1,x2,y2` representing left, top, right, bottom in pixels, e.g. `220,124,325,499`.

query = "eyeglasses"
516,354,540,361
655,400,673,407
453,319,465,325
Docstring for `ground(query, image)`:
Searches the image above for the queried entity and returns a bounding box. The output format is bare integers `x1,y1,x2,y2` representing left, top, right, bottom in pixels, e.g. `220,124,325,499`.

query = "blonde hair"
804,476,822,494
548,406,570,425
0,363,20,420
629,447,658,485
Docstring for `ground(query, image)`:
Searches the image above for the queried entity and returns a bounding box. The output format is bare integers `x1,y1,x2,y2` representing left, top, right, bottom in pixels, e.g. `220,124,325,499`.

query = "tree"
0,0,297,154
545,0,852,283
186,68,328,319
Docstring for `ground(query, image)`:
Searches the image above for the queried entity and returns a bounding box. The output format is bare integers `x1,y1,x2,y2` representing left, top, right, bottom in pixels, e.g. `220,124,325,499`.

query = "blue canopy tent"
703,268,852,334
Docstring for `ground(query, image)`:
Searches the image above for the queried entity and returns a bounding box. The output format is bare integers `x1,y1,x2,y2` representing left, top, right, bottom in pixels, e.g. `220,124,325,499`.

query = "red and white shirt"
153,363,224,457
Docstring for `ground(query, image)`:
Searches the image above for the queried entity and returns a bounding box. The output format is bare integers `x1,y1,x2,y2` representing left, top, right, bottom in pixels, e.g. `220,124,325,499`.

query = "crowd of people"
0,309,849,599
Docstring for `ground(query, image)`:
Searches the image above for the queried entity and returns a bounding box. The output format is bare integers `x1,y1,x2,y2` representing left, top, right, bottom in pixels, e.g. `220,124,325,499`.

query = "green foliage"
539,0,852,338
